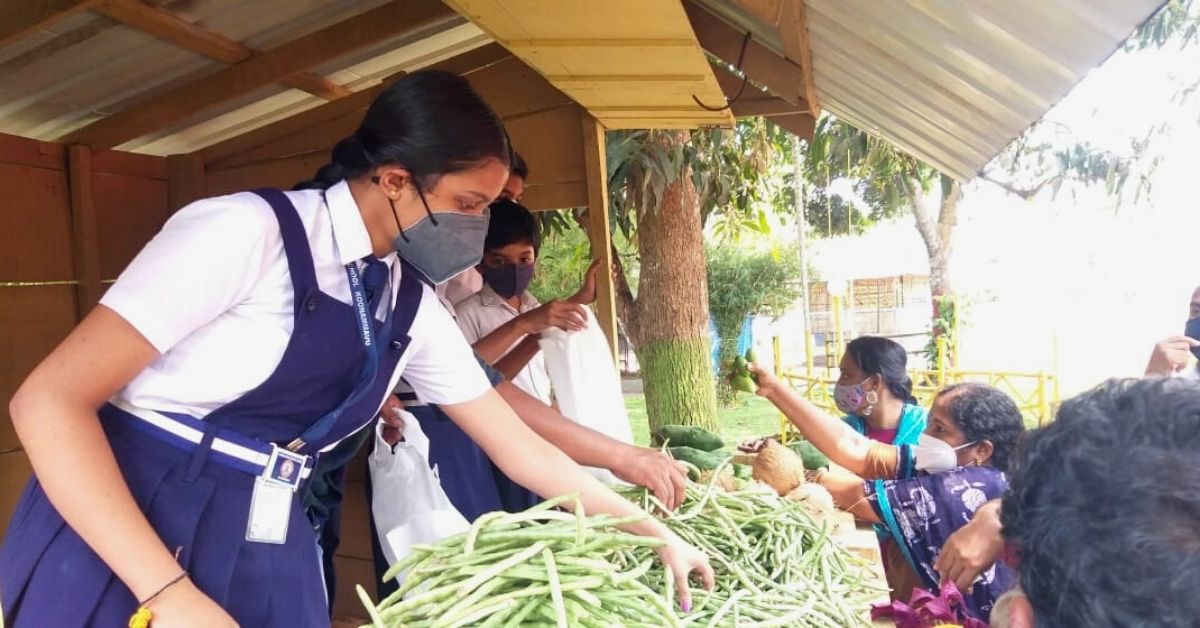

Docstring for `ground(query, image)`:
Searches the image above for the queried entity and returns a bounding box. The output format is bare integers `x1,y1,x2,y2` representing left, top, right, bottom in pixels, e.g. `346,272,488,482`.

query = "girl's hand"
654,535,715,613
378,394,406,447
144,578,238,627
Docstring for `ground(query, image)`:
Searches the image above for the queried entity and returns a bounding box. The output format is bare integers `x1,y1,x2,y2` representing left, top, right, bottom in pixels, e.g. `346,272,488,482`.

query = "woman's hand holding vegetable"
746,362,786,398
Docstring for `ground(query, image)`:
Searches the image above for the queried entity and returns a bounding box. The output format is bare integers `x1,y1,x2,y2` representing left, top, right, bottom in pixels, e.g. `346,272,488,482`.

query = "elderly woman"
751,366,1024,623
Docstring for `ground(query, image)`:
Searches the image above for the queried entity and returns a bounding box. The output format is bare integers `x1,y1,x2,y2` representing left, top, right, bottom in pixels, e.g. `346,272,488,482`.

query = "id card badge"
246,476,292,544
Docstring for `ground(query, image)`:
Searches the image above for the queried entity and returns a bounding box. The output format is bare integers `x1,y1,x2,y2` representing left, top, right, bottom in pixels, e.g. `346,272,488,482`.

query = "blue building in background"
709,315,754,375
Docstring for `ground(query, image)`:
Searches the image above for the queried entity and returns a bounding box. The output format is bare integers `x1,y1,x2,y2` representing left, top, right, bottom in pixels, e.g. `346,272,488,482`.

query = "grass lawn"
625,394,783,447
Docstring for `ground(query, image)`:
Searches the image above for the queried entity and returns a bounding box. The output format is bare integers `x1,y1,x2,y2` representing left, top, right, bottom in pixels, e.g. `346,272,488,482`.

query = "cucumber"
787,440,831,470
732,463,753,480
653,425,725,452
668,446,725,471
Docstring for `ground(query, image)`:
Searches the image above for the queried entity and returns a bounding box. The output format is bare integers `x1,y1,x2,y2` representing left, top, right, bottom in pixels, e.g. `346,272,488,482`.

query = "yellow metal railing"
773,336,1060,439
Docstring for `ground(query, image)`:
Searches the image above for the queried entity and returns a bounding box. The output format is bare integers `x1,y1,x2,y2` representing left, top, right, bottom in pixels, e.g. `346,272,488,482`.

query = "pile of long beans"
617,473,887,627
359,473,885,627
357,495,685,627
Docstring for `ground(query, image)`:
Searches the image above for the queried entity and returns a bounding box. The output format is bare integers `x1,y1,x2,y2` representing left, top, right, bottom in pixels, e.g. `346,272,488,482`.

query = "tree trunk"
632,131,720,433
909,175,963,366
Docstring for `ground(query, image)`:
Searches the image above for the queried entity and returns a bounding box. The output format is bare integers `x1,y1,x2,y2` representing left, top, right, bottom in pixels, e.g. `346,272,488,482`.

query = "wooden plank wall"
0,132,168,543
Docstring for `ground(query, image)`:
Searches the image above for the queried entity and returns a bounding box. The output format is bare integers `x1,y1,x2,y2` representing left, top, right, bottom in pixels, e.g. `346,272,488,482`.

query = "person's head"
924,383,1024,472
1189,285,1200,320
478,199,539,299
499,151,528,202
997,379,1200,628
294,71,510,281
835,336,916,416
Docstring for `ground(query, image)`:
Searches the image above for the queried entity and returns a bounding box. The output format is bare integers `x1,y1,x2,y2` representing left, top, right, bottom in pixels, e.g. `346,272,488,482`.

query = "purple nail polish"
682,601,691,613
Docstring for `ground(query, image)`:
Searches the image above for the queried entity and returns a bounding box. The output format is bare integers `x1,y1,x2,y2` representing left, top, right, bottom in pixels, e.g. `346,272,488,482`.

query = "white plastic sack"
367,414,469,578
538,308,634,484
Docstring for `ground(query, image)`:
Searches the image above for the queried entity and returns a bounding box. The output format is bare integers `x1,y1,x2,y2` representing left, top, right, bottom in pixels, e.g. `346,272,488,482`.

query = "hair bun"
331,133,373,170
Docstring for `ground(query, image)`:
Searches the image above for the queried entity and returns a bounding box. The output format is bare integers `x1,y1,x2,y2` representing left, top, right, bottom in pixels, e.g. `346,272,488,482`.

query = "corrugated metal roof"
0,0,483,155
700,0,1167,180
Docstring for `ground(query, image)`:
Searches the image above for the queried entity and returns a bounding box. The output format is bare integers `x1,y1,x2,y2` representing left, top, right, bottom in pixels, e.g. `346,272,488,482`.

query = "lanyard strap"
286,262,391,452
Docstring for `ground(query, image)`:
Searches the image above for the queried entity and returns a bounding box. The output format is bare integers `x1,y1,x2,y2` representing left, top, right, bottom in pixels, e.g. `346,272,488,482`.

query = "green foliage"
606,119,795,243
1129,0,1198,50
706,245,802,404
527,221,639,303
924,296,958,367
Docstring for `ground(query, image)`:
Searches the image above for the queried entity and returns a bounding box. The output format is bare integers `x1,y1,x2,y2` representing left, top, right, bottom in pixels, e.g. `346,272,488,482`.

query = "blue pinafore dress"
0,189,423,627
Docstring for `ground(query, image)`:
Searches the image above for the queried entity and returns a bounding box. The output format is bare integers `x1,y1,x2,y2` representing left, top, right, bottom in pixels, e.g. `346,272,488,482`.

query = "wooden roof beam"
1,0,99,49
777,0,820,115
97,0,350,101
709,60,813,137
63,0,456,150
198,43,514,164
684,0,809,108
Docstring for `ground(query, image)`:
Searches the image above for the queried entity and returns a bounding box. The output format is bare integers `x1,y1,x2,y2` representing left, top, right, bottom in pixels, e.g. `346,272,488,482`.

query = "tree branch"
906,176,940,257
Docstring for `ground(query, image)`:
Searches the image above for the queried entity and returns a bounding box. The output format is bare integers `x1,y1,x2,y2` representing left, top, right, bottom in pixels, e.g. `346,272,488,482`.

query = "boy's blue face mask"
1185,317,1200,360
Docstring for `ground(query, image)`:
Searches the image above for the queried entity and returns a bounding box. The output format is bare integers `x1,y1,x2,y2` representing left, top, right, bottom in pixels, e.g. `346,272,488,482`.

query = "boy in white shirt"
454,199,596,405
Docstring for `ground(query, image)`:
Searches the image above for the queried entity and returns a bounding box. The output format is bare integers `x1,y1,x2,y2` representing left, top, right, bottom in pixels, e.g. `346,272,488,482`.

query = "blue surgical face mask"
380,178,489,285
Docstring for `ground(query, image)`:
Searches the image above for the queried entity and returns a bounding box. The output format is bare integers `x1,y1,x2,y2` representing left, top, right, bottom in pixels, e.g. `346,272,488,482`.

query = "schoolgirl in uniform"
1,71,711,627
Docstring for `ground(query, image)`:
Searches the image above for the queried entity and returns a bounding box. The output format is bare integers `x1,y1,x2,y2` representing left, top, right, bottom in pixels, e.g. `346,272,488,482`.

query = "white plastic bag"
367,414,469,577
538,308,634,484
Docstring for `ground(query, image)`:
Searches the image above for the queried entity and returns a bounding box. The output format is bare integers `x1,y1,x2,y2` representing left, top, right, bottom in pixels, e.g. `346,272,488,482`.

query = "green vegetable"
788,440,831,470
744,348,757,364
668,446,725,471
654,424,725,451
726,350,759,395
730,373,757,393
732,463,753,480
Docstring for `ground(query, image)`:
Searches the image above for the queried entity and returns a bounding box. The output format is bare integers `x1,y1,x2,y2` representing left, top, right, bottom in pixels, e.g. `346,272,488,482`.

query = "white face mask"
913,433,976,473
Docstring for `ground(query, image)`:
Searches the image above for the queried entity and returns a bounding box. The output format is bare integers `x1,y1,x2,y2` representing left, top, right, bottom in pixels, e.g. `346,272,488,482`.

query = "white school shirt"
453,284,553,405
100,180,491,421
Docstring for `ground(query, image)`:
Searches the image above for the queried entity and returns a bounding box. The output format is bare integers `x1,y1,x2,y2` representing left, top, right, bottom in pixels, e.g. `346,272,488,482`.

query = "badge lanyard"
286,196,395,453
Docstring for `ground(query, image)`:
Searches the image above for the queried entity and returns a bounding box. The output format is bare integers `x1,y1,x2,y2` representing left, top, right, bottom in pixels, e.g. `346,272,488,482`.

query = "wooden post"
67,144,102,319
167,153,207,213
580,114,618,364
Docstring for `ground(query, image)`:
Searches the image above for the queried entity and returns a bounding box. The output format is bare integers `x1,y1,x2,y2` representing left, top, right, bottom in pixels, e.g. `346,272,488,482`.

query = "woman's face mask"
382,179,490,285
914,433,977,473
834,377,878,416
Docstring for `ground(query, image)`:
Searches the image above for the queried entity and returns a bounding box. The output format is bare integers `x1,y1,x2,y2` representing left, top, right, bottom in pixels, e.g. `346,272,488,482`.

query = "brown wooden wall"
0,132,169,539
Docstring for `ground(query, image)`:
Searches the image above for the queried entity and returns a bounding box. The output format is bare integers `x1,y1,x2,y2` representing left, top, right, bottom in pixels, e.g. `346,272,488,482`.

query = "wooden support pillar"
580,114,618,364
67,145,102,319
167,153,206,213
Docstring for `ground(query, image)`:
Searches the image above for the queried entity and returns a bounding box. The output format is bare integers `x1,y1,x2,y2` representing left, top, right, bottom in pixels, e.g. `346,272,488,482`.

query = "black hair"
293,71,509,191
845,336,917,404
1002,378,1200,627
933,382,1024,473
485,199,540,254
511,151,529,180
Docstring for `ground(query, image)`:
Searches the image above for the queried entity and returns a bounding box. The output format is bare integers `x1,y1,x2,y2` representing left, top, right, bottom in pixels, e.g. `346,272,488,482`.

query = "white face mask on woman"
913,433,976,473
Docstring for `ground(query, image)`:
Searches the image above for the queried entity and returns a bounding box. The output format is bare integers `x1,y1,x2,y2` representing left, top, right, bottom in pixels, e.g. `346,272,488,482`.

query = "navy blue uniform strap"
250,188,319,316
